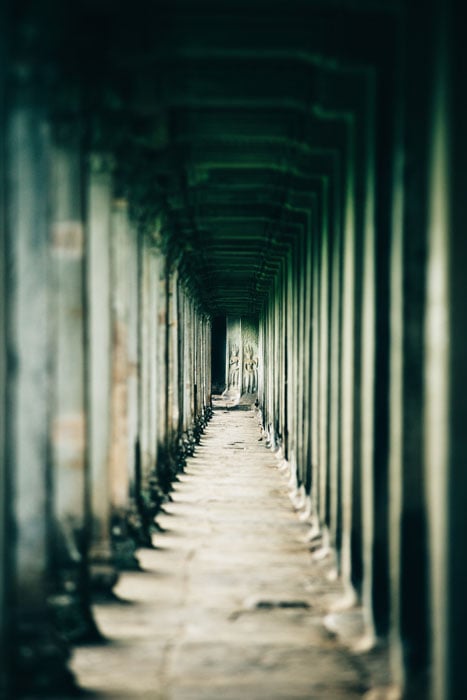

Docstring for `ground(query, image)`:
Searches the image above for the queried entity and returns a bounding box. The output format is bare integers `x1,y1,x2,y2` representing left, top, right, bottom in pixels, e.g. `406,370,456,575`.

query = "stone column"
423,58,449,700
296,228,307,491
444,7,467,694
109,199,138,569
139,237,163,505
6,73,75,695
302,211,314,503
185,302,194,446
180,294,196,455
0,285,7,698
358,76,377,644
257,310,264,408
138,236,166,519
168,269,180,439
319,190,330,522
0,28,9,694
203,316,209,412
395,10,432,696
269,276,278,443
148,251,159,485
86,154,118,594
311,212,321,505
290,241,300,476
206,316,213,412
329,173,343,550
126,214,145,543
155,247,168,492
48,135,99,641
339,120,357,590
424,9,467,697
195,305,201,421
139,235,152,489
278,260,287,445
285,250,295,468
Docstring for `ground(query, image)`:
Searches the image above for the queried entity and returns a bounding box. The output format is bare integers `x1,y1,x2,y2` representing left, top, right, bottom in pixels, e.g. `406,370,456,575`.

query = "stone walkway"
68,405,388,699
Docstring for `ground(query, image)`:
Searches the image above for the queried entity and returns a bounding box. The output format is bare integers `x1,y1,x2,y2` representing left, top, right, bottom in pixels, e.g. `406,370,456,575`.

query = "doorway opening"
211,316,226,394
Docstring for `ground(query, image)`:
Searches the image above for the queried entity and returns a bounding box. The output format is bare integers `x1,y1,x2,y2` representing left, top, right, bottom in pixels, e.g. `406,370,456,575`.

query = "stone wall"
225,316,259,397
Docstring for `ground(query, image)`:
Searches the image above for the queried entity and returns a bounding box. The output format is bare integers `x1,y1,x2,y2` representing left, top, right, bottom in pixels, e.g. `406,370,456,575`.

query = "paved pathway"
69,406,388,699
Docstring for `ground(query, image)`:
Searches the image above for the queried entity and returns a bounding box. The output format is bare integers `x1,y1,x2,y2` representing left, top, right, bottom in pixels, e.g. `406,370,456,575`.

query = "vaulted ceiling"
13,0,403,315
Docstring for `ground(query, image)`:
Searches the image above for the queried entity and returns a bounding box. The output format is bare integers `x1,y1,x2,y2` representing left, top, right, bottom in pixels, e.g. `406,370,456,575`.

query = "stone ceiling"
13,0,402,315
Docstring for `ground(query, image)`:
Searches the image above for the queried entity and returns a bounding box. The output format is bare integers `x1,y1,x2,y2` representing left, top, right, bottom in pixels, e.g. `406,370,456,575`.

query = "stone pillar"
180,294,196,456
339,120,357,590
139,236,165,504
278,260,287,446
126,214,144,543
423,53,449,700
178,290,188,444
424,8,467,697
270,273,279,445
168,290,211,460
139,235,152,489
133,232,154,545
396,9,432,697
318,190,330,523
0,25,9,694
383,61,406,685
262,302,272,441
285,250,296,469
48,135,99,641
148,251,159,486
329,174,343,551
289,245,299,481
137,235,168,515
311,211,321,504
301,211,313,503
295,228,307,491
109,199,138,569
358,76,377,643
444,6,467,692
86,154,118,594
168,269,180,439
6,73,75,695
194,304,201,422
204,316,211,412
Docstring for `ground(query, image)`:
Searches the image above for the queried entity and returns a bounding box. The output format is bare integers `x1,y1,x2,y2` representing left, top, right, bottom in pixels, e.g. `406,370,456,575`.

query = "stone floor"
65,404,392,699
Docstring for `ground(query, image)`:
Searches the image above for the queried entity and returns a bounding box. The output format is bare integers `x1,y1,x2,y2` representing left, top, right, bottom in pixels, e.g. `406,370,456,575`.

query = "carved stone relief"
228,344,240,390
243,344,258,394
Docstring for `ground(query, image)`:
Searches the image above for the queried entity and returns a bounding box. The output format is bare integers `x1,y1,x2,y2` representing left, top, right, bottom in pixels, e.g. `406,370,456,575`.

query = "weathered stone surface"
67,408,388,698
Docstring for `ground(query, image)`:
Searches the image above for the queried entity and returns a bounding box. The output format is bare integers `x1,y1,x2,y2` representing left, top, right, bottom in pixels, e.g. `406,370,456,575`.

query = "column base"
127,498,155,548
155,444,178,494
48,588,102,645
13,620,78,697
89,540,119,592
111,513,140,571
51,523,102,643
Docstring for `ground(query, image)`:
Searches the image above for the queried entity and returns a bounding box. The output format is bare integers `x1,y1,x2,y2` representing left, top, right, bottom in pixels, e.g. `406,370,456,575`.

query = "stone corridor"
2,2,467,699
66,405,387,700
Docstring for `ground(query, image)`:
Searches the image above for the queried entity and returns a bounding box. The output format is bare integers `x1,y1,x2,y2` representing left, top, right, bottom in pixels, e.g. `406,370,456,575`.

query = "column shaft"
6,78,75,695
109,199,138,569
49,136,99,640
86,155,118,593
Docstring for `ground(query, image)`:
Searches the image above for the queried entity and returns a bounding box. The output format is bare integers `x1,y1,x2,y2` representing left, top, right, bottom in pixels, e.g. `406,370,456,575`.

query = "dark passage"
211,316,227,394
